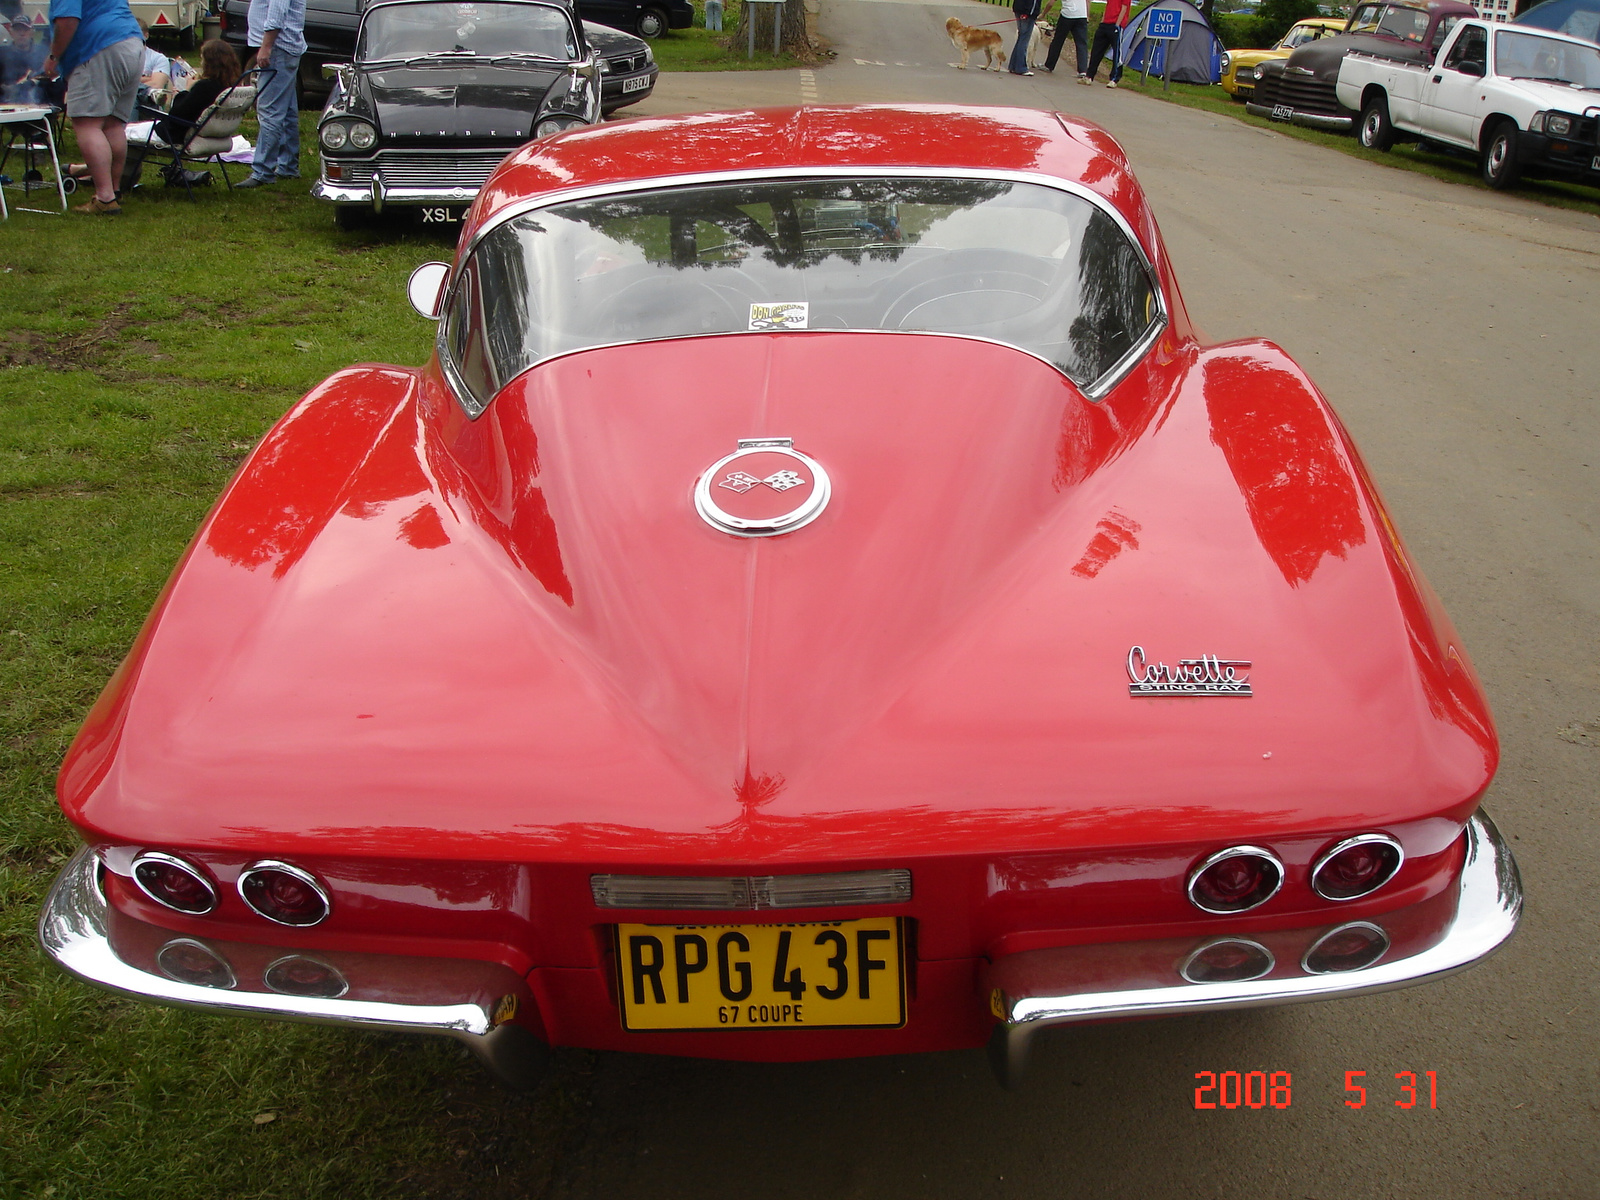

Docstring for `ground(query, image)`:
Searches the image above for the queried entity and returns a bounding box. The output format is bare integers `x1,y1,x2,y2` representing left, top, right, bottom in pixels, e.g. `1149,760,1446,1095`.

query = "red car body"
41,105,1520,1085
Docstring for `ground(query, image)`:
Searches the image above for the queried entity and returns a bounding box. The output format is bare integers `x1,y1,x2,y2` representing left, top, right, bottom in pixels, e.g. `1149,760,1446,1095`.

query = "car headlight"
1221,52,1231,71
597,57,611,73
348,121,378,149
1546,112,1573,136
1251,65,1264,80
536,115,586,138
319,122,348,151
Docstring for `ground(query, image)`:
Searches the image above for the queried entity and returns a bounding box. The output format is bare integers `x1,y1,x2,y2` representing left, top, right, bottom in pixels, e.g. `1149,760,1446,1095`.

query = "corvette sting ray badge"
695,438,832,538
1126,646,1252,697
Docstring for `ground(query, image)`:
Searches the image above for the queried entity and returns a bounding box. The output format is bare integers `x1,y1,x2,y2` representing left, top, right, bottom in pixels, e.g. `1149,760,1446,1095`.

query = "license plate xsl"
1271,104,1293,121
616,918,905,1031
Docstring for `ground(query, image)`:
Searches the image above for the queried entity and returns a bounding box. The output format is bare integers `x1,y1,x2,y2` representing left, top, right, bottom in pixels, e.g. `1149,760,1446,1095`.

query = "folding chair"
125,76,259,200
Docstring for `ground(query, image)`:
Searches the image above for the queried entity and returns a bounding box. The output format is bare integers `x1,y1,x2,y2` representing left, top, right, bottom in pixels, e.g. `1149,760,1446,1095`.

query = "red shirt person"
1087,0,1131,85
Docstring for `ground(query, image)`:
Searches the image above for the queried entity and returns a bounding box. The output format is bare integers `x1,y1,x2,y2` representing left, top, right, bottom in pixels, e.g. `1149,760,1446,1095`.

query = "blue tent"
1119,0,1225,84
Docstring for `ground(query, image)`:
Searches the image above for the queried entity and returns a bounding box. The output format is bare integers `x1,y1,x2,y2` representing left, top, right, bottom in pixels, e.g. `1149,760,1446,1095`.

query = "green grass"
652,0,810,71
0,115,607,1200
1109,69,1600,218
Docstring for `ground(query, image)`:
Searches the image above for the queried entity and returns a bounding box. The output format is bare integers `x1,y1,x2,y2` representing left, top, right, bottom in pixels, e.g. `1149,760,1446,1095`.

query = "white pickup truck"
1336,18,1600,189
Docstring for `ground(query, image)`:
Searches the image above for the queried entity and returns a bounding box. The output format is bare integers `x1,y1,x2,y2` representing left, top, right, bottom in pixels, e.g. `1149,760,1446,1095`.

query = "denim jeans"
1045,17,1089,74
250,47,302,180
1008,17,1036,73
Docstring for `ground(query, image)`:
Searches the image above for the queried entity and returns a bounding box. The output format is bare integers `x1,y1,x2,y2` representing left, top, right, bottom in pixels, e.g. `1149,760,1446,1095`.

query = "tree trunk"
732,0,808,54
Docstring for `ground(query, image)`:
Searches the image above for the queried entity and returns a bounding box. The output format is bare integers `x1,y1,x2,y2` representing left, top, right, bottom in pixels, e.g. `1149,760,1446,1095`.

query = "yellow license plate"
615,918,904,1031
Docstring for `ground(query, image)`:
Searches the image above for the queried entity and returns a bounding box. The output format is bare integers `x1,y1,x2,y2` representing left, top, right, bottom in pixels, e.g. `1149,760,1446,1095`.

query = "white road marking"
800,68,819,101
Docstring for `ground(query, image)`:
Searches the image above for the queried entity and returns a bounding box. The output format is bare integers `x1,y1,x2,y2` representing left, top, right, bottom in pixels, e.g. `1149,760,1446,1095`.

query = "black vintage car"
221,0,656,111
1247,0,1477,129
314,0,608,228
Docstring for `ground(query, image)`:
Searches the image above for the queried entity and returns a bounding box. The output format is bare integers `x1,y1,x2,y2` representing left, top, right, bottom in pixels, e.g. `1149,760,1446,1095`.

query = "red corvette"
40,105,1521,1086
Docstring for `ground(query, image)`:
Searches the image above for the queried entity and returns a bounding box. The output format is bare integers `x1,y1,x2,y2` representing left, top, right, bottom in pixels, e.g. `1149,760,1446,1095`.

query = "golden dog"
946,17,1006,71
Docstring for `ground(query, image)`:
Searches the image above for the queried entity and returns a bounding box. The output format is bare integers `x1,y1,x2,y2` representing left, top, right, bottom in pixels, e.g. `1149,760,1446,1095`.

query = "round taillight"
1302,922,1390,974
1180,937,1275,984
264,954,348,999
156,938,236,989
132,852,218,914
1311,834,1403,900
1187,846,1284,914
238,861,331,927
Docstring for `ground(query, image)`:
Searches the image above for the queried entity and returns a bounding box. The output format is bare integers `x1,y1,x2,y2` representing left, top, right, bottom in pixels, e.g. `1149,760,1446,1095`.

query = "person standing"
1086,0,1131,86
1044,0,1090,81
41,0,142,214
2,15,47,102
237,0,305,187
1008,0,1042,75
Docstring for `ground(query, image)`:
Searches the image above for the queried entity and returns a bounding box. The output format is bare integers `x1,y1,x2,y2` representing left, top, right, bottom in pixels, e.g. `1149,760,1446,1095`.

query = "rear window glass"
442,176,1162,414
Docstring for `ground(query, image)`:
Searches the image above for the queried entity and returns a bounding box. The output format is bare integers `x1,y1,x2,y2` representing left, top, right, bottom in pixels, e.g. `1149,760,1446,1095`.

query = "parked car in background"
1249,0,1478,129
40,103,1521,1091
313,0,601,228
578,0,692,38
1341,17,1600,187
1513,0,1600,40
220,0,656,112
1221,17,1345,98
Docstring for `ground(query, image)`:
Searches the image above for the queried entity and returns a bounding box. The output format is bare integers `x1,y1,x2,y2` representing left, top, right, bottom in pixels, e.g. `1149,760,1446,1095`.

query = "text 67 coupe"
313,0,607,229
39,105,1522,1088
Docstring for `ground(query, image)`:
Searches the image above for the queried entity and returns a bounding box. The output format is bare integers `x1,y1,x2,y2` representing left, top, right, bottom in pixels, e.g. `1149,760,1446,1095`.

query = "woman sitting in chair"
155,39,239,146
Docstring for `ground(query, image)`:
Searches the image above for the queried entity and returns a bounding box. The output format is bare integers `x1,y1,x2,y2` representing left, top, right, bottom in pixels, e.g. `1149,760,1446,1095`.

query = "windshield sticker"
749,302,808,331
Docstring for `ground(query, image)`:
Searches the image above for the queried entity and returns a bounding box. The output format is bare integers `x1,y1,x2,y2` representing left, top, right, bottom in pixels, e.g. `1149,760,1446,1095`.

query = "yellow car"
1221,18,1346,99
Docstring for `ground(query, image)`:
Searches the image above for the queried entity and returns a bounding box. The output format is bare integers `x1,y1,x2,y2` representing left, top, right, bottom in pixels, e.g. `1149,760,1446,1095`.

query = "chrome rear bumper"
983,810,1521,1086
1244,100,1355,131
37,848,548,1087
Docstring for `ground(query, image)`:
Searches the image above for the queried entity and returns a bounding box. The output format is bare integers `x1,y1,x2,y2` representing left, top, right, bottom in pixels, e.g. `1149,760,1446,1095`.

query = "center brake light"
591,869,912,910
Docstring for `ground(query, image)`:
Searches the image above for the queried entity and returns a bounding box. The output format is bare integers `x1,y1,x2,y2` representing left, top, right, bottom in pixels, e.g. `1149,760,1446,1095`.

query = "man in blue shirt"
42,0,142,214
237,0,306,186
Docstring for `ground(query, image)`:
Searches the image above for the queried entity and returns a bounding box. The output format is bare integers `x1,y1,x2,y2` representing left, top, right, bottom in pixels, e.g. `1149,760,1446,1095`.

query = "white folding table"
0,104,68,217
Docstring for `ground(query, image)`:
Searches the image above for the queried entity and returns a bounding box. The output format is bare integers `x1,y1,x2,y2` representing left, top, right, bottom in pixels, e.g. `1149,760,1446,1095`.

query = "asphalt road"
543,8,1600,1196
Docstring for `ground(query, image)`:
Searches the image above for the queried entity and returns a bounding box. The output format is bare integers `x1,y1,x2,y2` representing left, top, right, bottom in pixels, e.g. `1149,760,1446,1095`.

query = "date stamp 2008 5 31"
1193,1071,1439,1110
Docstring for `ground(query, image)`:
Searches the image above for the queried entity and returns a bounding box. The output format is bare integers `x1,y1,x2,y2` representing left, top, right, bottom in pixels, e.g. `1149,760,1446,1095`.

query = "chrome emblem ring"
695,438,831,538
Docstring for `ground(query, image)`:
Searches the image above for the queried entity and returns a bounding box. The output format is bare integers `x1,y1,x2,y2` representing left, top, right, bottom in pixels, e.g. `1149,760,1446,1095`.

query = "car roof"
470,105,1160,257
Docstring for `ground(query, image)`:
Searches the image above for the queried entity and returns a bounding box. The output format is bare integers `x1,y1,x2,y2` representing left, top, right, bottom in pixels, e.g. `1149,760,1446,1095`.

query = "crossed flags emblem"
719,469,806,493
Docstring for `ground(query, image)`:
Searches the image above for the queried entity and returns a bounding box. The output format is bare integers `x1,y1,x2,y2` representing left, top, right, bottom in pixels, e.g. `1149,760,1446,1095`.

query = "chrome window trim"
131,850,219,915
156,937,238,990
1178,937,1275,984
1300,921,1391,974
1185,845,1285,915
1310,832,1404,901
237,859,333,927
435,166,1170,418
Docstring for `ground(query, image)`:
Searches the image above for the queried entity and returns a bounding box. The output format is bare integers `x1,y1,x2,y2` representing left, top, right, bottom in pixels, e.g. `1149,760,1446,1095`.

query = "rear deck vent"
591,869,912,910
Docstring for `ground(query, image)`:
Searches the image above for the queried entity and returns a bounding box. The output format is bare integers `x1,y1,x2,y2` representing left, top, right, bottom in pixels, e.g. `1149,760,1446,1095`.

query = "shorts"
66,35,142,120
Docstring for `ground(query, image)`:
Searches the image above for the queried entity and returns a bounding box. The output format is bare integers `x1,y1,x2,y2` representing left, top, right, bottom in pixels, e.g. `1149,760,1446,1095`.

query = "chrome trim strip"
39,848,550,1086
131,851,218,915
437,165,1170,417
1301,921,1391,975
1310,832,1404,901
988,810,1521,1087
237,859,332,927
1178,937,1275,984
316,181,482,206
1185,844,1285,914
